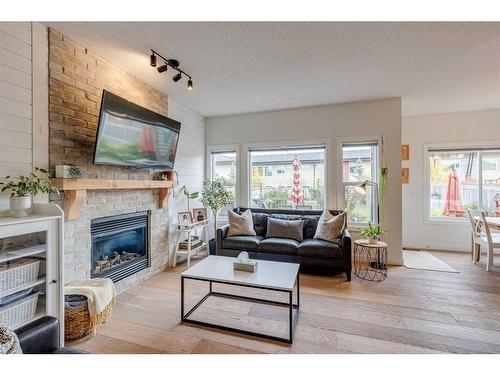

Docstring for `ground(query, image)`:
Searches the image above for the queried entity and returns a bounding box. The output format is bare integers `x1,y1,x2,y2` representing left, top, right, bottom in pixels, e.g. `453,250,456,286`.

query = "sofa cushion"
259,238,299,255
301,215,321,239
252,212,269,236
223,235,263,251
266,217,304,241
227,209,257,237
298,239,343,258
314,210,346,242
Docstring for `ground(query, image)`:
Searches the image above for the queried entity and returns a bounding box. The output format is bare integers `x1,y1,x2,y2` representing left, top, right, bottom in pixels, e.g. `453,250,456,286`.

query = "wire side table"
353,239,388,281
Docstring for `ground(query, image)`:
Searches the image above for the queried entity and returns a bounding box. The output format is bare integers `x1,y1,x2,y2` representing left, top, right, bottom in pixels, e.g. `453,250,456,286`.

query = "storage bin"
64,294,93,340
0,290,40,328
0,258,40,294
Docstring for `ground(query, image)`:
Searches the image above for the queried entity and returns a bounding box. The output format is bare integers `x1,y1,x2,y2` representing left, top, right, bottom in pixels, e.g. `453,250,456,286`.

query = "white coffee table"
181,255,300,343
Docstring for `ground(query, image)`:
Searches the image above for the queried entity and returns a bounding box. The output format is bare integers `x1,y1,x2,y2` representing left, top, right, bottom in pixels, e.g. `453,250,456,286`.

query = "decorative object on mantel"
402,167,409,184
181,186,199,211
200,178,233,239
0,168,60,218
51,173,177,221
55,164,82,179
64,278,116,337
233,251,257,273
401,144,410,160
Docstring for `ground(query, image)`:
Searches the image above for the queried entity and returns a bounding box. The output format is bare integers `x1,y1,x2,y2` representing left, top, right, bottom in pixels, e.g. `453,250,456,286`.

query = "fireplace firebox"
90,211,150,283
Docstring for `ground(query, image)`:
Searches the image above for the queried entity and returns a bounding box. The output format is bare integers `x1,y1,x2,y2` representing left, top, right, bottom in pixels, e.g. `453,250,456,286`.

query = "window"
342,142,379,225
249,146,326,209
210,150,237,218
428,147,500,219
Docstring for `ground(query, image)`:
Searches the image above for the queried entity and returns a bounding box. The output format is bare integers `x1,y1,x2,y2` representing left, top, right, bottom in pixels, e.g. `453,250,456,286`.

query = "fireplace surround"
91,211,151,283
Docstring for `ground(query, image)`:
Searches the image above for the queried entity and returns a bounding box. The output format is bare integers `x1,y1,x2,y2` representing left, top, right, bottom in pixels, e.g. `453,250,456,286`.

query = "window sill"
424,218,469,226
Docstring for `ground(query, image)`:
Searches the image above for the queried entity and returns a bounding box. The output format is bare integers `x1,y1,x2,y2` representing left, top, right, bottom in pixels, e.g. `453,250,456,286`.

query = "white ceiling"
45,22,500,117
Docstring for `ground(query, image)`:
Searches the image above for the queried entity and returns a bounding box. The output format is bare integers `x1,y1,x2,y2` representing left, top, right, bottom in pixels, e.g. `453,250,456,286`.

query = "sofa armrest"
14,316,60,354
216,224,229,252
341,228,352,271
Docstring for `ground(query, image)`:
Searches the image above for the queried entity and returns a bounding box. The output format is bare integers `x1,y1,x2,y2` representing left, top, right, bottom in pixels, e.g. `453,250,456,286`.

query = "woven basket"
64,295,93,340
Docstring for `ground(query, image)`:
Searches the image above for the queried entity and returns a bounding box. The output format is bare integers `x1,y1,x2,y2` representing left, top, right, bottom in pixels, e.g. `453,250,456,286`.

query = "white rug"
403,250,458,273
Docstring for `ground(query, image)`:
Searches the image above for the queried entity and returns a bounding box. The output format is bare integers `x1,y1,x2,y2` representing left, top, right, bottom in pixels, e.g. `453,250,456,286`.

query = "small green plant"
200,178,233,235
0,168,60,197
181,186,199,211
360,222,386,240
68,164,82,178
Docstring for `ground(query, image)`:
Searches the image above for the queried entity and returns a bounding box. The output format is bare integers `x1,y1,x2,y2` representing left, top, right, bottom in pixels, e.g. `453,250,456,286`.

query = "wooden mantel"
51,178,177,221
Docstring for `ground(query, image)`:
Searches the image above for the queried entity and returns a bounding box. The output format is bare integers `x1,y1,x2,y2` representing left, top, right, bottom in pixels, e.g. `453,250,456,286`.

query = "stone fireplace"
91,211,150,283
48,28,171,293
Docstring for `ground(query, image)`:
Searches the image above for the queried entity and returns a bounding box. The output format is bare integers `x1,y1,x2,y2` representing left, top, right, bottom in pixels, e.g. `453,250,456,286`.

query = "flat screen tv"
93,90,181,170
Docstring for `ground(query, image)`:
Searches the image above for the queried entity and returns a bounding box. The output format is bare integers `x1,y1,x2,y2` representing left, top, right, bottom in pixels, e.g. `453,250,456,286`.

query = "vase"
10,195,32,218
368,237,378,245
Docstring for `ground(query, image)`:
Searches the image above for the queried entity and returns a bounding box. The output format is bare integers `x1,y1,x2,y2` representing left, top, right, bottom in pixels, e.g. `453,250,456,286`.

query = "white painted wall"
0,22,48,212
167,98,206,265
206,98,403,265
403,108,500,252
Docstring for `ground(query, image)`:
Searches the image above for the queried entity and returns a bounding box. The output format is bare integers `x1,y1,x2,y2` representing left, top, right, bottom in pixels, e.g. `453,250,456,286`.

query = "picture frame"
401,144,410,160
402,168,409,184
177,211,193,226
192,207,208,223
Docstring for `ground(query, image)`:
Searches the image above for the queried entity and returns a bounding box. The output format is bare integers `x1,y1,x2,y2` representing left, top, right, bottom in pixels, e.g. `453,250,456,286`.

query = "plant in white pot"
0,168,60,217
360,222,386,244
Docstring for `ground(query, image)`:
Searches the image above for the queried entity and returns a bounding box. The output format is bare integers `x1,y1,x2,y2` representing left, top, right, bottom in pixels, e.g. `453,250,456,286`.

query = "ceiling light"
172,72,182,82
187,78,193,90
157,64,168,73
150,53,157,67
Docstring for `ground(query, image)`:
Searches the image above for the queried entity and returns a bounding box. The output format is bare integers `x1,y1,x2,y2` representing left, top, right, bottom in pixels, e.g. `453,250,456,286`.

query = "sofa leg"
346,271,351,281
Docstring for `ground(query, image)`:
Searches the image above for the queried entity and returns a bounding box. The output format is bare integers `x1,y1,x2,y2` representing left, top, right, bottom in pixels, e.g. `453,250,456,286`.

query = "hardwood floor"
68,250,500,354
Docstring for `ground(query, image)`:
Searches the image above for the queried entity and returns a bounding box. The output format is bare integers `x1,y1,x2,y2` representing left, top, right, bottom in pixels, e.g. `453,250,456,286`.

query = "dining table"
474,216,500,230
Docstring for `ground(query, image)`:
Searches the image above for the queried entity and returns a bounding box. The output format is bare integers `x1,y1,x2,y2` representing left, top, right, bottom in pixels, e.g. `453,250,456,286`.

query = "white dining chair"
467,210,482,263
479,211,500,271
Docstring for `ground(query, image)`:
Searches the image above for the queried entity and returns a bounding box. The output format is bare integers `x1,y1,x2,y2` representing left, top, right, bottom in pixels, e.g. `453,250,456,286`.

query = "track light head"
172,72,182,82
150,53,157,67
157,64,168,73
187,78,193,90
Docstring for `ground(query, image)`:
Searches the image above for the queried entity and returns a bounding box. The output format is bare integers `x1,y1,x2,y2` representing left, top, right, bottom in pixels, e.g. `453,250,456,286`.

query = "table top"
181,255,299,291
354,239,388,248
474,216,500,225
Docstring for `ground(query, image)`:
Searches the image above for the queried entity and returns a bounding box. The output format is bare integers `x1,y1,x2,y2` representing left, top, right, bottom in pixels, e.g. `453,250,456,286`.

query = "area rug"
403,250,458,273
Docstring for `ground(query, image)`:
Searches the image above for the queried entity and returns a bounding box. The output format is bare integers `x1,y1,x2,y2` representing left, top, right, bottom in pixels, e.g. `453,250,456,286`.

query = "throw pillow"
227,209,257,237
314,210,346,242
266,217,304,242
0,323,22,354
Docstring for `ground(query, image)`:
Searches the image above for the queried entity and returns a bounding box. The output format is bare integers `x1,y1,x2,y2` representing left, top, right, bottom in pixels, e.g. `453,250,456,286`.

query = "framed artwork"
401,144,410,160
177,211,193,226
402,168,409,184
192,208,208,223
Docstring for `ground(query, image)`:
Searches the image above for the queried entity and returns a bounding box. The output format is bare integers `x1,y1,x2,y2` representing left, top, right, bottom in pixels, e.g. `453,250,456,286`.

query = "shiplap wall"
0,22,33,210
167,98,206,266
0,22,48,211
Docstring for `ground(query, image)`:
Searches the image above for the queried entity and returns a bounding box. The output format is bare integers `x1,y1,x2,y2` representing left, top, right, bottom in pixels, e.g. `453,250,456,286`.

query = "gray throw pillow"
266,217,304,242
314,210,346,242
227,209,257,237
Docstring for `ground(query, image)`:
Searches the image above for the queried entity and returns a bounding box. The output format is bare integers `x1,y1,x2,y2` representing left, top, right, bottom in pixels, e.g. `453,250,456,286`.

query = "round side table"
353,239,388,281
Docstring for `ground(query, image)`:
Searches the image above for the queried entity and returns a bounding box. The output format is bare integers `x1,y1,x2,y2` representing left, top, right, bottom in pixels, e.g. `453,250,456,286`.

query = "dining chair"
479,211,500,271
467,210,482,263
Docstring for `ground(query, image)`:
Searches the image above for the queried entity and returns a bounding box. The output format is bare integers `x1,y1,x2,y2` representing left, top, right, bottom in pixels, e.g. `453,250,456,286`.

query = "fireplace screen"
91,211,150,282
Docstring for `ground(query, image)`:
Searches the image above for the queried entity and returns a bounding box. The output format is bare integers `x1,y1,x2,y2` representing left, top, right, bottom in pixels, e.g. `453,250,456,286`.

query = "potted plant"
360,222,386,244
181,186,199,211
0,168,60,217
200,178,233,249
55,163,82,179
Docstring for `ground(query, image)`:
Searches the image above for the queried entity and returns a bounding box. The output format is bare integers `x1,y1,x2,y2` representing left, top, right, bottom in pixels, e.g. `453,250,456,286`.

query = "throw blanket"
0,323,22,354
65,278,116,330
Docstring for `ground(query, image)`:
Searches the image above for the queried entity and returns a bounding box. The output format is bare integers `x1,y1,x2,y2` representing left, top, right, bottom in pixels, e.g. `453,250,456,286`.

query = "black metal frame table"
353,239,388,281
180,256,300,344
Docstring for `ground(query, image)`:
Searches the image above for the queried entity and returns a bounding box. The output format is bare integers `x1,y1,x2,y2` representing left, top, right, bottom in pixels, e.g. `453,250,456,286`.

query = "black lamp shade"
187,78,193,90
150,54,157,67
157,64,168,73
172,72,182,82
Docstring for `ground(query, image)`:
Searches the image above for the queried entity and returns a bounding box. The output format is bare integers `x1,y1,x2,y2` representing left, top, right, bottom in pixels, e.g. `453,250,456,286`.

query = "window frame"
337,136,381,228
424,141,500,225
245,139,329,210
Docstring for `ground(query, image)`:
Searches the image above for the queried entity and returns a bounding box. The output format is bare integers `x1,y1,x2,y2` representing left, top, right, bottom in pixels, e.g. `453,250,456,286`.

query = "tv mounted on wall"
93,90,181,170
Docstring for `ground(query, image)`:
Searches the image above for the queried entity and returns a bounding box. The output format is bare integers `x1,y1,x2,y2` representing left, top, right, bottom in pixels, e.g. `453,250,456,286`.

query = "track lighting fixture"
149,49,193,90
157,64,168,73
172,72,182,82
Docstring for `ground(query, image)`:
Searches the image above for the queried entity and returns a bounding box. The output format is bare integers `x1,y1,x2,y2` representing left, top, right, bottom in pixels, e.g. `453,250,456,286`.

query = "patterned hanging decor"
290,154,304,205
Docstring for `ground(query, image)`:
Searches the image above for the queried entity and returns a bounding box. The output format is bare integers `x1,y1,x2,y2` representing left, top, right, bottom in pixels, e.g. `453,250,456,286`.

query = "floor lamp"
354,180,380,224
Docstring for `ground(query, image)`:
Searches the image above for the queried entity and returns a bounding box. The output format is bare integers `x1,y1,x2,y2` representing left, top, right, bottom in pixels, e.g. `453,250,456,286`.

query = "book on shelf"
178,240,204,250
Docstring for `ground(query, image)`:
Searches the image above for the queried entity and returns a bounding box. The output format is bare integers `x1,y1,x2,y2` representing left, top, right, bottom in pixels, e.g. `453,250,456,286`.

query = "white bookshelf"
0,203,64,346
